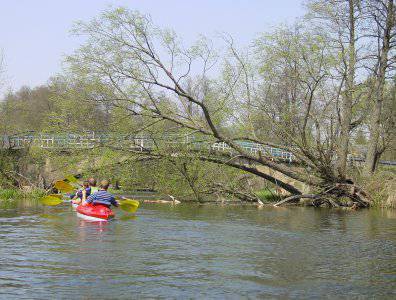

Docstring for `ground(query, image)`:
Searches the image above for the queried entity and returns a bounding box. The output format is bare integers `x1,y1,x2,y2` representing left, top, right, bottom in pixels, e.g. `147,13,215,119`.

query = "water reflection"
119,214,138,221
40,213,62,220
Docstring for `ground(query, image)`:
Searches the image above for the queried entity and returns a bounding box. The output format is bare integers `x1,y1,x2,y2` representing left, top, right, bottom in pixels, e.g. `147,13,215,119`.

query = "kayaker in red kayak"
82,180,119,208
71,180,91,205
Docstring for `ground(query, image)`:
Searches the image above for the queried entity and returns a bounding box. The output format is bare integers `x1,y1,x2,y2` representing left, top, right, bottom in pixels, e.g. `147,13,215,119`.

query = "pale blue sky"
0,0,304,92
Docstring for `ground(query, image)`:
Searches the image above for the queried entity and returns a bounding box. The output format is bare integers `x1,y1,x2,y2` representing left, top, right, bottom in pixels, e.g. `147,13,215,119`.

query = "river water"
0,200,395,299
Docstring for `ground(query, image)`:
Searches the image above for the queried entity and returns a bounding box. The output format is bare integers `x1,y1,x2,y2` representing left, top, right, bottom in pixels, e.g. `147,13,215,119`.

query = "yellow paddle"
64,175,78,183
54,180,75,193
118,198,140,213
40,195,64,206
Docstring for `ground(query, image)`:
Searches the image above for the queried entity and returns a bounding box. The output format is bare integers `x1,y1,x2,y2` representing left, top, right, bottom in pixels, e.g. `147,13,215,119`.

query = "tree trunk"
337,0,356,180
365,0,394,175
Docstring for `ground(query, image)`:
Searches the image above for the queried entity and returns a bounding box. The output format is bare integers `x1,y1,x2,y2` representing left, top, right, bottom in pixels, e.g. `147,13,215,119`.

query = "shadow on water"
0,198,395,299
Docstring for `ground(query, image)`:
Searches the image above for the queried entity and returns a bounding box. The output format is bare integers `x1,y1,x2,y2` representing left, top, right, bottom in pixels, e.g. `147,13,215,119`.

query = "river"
0,200,395,299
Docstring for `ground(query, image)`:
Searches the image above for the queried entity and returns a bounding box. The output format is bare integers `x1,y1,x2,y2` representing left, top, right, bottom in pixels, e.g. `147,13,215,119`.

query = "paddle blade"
64,175,78,183
49,194,63,199
40,195,64,206
119,199,140,213
54,181,75,193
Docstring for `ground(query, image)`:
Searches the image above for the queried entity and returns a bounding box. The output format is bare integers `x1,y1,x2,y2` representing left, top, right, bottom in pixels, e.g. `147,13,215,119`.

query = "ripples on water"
0,200,395,299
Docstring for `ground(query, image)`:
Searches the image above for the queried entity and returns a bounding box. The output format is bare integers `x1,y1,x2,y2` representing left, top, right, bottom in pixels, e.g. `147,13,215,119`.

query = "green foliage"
0,75,137,135
116,158,220,201
0,85,55,133
358,170,396,208
0,189,21,200
0,188,45,201
58,147,246,202
255,189,280,202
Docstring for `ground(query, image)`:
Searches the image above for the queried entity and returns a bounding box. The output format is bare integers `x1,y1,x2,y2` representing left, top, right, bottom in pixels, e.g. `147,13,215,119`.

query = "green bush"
0,189,46,201
360,171,396,208
255,189,280,202
0,189,23,200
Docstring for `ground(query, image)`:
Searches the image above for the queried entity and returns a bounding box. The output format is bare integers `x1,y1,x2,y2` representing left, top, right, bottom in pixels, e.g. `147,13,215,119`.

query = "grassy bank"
0,189,46,202
360,169,396,208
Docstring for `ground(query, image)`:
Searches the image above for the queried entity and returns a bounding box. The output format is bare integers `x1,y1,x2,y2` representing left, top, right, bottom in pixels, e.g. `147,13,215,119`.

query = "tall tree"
364,0,395,173
306,0,364,179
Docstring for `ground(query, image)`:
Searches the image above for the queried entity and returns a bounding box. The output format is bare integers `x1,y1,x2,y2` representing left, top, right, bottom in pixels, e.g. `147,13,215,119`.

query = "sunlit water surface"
0,200,395,299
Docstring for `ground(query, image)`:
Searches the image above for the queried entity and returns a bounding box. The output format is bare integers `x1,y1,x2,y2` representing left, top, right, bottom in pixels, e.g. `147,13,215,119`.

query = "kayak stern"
76,203,115,221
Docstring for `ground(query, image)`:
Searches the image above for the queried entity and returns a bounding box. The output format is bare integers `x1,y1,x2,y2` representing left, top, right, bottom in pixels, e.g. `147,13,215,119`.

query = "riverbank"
1,176,394,210
0,188,45,202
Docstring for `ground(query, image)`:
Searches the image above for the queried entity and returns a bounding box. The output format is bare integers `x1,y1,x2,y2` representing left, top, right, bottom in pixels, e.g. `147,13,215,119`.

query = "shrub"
255,189,281,202
361,170,396,208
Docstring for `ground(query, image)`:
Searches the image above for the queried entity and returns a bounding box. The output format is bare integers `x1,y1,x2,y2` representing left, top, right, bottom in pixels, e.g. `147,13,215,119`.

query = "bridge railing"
210,141,294,162
1,133,295,162
2,133,394,166
3,133,396,166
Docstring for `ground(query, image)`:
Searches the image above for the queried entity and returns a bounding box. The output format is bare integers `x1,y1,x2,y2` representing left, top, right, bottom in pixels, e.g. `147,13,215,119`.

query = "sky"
0,0,305,93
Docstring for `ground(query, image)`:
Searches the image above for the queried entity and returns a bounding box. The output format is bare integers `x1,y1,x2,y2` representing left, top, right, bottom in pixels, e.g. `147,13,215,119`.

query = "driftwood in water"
273,183,373,209
273,194,318,207
144,200,169,203
143,199,180,204
143,195,181,204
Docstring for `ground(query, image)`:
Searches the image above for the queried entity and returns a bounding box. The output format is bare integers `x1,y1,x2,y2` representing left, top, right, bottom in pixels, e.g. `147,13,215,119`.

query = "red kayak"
76,203,115,222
